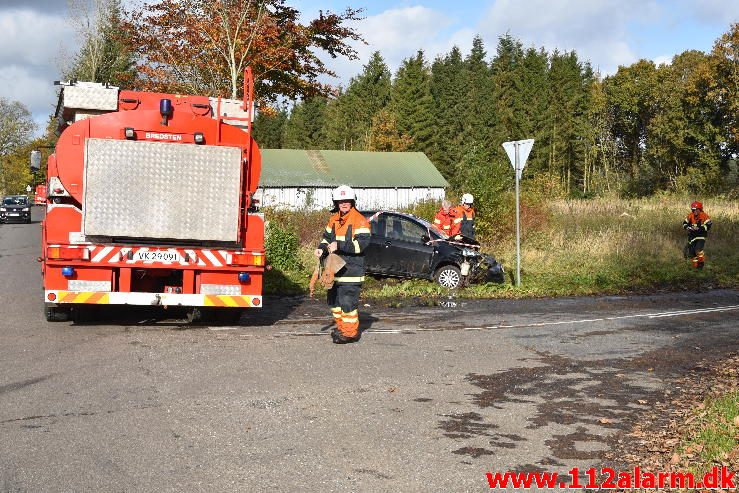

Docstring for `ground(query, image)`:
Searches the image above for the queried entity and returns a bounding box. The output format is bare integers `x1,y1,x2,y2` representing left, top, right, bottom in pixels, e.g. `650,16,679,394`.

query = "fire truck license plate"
134,251,184,262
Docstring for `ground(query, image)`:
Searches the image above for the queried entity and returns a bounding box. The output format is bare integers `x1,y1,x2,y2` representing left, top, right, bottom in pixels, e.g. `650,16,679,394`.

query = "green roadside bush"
264,222,302,272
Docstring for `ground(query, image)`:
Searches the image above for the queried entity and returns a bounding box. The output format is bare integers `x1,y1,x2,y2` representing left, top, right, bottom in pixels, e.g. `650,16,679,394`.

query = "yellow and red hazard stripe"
55,291,110,304
204,295,261,307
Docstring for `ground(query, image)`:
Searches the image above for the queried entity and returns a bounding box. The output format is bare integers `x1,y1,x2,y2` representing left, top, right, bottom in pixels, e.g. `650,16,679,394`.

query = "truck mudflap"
45,291,262,307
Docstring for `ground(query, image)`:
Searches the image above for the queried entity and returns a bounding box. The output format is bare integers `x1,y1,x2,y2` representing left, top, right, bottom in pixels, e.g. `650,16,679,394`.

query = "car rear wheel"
435,265,461,289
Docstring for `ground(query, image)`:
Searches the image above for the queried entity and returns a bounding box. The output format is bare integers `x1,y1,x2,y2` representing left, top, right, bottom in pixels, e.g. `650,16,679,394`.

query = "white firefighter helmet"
332,184,356,202
461,193,474,205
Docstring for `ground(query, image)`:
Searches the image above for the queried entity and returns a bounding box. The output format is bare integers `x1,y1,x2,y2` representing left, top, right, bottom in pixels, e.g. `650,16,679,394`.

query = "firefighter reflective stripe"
352,239,361,253
335,276,365,283
341,309,358,323
354,227,370,235
453,217,463,224
325,226,332,233
690,236,706,243
57,291,110,304
331,307,342,319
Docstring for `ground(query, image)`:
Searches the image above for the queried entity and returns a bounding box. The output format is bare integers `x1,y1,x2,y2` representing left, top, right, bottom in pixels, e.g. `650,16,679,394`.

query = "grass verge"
265,195,739,300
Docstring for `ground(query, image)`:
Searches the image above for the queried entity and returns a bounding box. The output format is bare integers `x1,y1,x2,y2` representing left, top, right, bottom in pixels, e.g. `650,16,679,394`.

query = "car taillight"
47,247,90,260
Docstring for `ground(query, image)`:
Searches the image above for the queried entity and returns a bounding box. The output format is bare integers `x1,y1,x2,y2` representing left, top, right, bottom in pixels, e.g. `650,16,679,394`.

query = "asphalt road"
1,208,737,492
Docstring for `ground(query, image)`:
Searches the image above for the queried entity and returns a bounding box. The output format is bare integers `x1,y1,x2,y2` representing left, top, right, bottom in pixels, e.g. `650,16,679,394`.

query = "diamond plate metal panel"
68,280,111,291
200,284,241,295
83,139,242,242
63,84,119,111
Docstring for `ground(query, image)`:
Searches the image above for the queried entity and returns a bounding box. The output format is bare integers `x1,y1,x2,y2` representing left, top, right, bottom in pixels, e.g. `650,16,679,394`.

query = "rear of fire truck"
42,71,265,322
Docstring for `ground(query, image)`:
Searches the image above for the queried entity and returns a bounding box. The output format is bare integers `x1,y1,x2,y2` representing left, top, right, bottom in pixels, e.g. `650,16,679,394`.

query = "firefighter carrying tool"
433,200,458,237
452,193,476,239
313,185,371,344
683,201,712,269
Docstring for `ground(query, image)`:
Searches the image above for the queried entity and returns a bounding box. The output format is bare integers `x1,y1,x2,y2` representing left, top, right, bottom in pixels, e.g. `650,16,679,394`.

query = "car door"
363,213,388,275
382,214,435,278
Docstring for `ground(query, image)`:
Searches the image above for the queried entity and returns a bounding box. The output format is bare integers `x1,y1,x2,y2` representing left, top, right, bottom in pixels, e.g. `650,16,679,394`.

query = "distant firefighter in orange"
682,201,712,269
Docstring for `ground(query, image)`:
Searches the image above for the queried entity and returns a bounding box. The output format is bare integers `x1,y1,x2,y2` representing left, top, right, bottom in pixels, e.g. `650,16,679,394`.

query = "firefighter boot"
339,309,361,343
330,307,343,342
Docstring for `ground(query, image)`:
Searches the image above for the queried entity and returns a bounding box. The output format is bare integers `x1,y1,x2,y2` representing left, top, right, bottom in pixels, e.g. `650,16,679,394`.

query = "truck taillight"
47,247,90,261
228,253,264,266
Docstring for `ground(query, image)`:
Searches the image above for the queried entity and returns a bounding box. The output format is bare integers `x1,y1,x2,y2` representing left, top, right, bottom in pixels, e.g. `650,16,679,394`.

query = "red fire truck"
42,71,265,322
34,184,47,205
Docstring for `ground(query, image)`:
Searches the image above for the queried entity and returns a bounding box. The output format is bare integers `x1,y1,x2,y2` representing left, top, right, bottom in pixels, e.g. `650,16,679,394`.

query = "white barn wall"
255,187,446,211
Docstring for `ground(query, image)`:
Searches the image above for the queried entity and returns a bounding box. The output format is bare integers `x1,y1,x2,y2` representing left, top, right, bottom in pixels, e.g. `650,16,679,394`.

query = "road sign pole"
515,143,521,287
502,138,534,289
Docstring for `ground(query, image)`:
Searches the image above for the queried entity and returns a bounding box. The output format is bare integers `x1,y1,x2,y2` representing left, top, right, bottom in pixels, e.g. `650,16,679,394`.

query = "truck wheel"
45,304,70,322
187,307,242,325
435,265,461,289
216,308,243,325
71,305,100,323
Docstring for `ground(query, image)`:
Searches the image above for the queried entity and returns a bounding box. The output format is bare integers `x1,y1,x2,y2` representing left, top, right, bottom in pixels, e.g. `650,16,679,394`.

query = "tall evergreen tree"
282,97,328,149
429,46,468,179
460,37,495,156
253,107,288,149
518,46,550,175
490,34,525,146
390,51,436,154
322,52,392,150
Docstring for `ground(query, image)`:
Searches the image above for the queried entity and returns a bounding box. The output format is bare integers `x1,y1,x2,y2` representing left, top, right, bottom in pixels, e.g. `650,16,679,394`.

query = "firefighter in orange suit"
314,185,371,344
452,193,476,239
683,201,712,269
433,200,458,237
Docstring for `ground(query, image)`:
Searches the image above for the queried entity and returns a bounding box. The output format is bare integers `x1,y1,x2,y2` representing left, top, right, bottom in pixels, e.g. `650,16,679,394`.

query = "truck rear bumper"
45,290,262,307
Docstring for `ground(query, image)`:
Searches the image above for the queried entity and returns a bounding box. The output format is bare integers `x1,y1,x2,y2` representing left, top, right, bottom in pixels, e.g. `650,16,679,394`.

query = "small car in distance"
0,195,32,224
361,210,505,289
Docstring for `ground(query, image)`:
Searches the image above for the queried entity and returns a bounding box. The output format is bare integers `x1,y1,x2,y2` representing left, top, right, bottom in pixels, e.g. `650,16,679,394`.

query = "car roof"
360,210,421,222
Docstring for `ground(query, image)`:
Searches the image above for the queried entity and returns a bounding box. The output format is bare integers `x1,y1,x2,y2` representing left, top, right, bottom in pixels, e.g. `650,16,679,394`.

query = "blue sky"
0,0,735,135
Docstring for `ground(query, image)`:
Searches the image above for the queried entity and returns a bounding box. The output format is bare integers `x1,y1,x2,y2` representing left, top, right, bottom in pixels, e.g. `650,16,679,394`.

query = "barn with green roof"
256,149,449,210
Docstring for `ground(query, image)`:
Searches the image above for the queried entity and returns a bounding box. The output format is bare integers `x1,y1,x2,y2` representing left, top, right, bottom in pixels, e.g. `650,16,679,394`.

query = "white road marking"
270,304,739,337
472,305,739,331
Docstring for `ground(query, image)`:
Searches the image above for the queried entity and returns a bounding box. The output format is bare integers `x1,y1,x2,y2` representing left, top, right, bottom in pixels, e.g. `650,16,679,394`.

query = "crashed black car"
0,195,32,224
361,211,505,289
